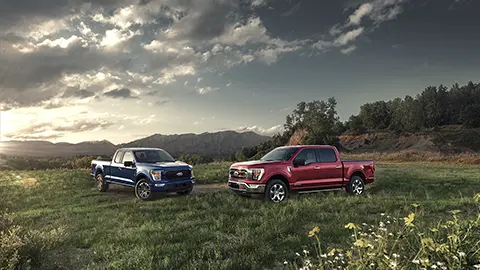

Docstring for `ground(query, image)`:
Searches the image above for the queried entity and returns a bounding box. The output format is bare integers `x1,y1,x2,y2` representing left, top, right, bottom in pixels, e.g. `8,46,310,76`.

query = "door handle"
118,167,123,171
335,165,341,169
313,166,320,170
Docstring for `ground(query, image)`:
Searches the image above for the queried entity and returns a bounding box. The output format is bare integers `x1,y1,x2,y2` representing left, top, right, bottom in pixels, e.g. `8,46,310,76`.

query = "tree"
285,97,342,147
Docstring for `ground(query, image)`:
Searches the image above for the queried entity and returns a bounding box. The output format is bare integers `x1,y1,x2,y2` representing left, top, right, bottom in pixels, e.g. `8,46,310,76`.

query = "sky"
0,0,479,144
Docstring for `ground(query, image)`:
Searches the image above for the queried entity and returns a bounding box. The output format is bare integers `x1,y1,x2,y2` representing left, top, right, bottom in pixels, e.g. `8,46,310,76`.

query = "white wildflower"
381,213,386,216
458,251,465,257
320,254,327,258
412,259,420,264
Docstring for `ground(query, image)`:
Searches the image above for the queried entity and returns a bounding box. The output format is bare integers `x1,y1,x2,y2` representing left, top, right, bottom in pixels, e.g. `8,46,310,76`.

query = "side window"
114,151,125,163
122,151,134,163
317,148,337,162
294,149,318,165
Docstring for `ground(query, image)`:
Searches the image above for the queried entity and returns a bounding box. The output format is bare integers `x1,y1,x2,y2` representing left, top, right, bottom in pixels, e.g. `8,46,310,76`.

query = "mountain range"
0,131,271,158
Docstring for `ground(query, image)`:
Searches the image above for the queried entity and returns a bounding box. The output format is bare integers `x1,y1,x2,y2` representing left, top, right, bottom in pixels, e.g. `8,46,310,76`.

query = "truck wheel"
264,179,288,203
96,173,109,192
347,175,365,195
135,178,153,201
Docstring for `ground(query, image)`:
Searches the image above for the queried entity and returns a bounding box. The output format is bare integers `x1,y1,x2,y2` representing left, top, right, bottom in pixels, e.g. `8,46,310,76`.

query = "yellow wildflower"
308,226,320,237
404,213,415,227
345,223,357,229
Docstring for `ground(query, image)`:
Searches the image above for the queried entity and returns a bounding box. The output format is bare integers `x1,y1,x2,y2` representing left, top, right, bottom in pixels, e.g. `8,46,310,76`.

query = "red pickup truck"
227,145,375,203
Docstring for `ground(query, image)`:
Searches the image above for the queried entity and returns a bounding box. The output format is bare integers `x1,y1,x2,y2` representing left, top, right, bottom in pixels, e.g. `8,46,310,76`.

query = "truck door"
314,148,344,187
108,150,124,184
119,151,137,186
290,148,322,189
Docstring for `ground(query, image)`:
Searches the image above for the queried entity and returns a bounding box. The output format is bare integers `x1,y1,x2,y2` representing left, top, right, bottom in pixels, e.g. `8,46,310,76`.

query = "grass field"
1,162,480,269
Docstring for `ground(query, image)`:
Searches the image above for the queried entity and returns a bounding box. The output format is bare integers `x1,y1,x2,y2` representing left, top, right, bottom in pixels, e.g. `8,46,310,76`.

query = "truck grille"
229,168,248,179
165,170,191,180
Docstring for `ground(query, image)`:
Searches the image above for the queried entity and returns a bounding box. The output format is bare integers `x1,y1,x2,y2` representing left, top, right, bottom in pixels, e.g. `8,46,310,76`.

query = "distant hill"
119,131,270,157
0,131,270,158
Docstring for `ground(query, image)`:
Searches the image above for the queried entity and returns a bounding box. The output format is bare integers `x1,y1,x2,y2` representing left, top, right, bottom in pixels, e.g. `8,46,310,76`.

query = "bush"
0,211,66,269
285,194,480,269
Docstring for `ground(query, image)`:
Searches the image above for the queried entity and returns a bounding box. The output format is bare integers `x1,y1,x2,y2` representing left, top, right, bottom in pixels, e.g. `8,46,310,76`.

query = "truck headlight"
150,170,163,180
190,169,194,179
251,168,264,181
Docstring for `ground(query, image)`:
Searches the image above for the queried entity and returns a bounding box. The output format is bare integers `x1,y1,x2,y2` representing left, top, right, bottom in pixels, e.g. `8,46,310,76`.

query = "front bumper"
227,180,265,194
151,179,195,192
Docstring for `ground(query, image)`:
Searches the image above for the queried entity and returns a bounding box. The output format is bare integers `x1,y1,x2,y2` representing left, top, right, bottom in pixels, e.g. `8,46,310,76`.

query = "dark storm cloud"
170,0,240,41
62,89,96,99
104,88,138,99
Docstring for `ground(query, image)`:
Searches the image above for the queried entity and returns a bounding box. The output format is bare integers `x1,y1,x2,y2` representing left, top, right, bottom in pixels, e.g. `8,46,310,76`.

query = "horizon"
0,128,271,145
1,0,480,144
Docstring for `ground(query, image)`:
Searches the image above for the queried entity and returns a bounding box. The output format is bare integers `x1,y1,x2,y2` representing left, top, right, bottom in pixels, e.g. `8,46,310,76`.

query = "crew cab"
90,148,195,200
227,145,375,203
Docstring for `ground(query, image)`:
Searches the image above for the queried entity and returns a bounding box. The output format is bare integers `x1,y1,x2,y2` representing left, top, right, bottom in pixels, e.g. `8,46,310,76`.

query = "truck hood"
136,161,191,169
231,160,285,168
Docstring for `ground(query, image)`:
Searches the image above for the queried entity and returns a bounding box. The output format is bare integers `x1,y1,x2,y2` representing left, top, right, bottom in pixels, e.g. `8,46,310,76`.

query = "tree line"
234,81,480,161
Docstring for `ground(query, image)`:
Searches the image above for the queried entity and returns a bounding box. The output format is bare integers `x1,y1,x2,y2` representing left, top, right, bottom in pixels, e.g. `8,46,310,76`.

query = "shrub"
0,211,66,269
285,194,480,269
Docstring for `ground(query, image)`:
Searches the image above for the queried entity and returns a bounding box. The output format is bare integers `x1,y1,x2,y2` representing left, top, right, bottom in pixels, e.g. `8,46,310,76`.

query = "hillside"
0,131,270,158
339,127,480,154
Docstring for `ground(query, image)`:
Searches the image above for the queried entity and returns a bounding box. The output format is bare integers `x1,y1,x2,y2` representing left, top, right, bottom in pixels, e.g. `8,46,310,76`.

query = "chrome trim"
227,181,266,193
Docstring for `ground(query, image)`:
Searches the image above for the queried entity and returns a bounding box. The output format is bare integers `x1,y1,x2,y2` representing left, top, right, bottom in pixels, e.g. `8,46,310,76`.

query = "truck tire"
264,179,288,203
96,172,109,192
346,175,365,195
135,178,153,201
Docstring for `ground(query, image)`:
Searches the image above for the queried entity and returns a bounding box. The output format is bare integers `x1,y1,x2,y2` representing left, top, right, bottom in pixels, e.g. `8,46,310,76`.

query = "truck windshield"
260,147,299,161
133,150,175,163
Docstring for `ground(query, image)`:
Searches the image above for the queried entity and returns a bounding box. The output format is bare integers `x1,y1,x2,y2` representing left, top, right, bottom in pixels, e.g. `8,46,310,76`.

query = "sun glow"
0,111,10,142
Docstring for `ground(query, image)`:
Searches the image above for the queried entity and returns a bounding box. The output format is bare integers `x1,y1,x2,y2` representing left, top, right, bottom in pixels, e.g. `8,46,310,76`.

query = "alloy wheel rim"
352,179,364,195
269,184,285,202
138,182,151,199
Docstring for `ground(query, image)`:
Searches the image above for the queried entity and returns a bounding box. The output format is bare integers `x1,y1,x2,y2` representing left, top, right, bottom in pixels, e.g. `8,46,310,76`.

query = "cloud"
334,27,364,46
196,86,219,95
235,124,283,136
62,89,95,99
348,3,374,25
4,117,115,140
312,0,407,54
0,0,313,111
103,88,138,99
340,45,357,54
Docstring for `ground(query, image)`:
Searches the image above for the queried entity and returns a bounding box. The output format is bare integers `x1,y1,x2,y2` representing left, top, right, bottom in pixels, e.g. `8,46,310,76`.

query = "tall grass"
1,164,479,269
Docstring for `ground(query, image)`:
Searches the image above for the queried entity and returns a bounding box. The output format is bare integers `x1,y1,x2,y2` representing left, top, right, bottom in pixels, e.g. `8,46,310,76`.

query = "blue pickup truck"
90,147,195,200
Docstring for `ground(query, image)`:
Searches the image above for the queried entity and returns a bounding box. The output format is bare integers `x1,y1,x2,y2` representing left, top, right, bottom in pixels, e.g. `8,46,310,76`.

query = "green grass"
1,162,479,269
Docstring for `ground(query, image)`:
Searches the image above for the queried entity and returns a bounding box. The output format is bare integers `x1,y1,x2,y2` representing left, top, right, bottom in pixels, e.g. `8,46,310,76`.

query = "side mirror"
124,161,135,167
293,159,306,167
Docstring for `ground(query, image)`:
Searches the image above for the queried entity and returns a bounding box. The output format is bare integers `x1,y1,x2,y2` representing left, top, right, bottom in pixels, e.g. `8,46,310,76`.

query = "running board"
297,188,343,194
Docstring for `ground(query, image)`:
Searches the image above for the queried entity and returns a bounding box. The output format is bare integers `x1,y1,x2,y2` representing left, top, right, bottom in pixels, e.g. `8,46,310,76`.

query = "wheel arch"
135,173,149,183
266,174,290,190
349,170,366,181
